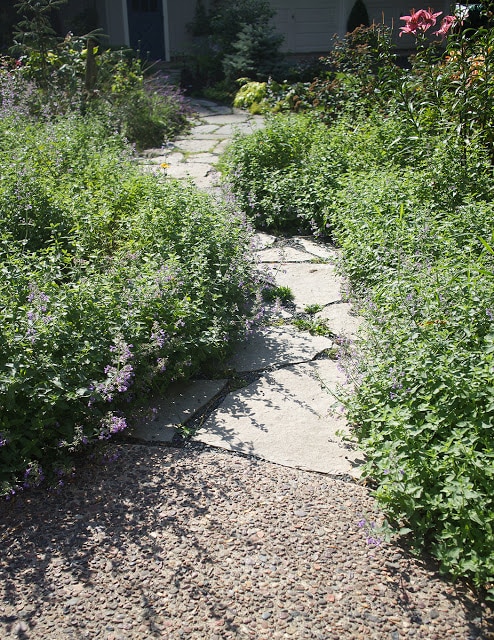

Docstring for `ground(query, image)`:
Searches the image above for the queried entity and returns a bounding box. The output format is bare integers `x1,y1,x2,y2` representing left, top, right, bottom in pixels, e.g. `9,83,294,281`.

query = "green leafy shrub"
238,23,399,120
11,0,68,88
233,79,267,112
328,115,494,595
9,0,191,149
14,39,192,148
221,114,347,234
335,189,494,595
0,110,260,497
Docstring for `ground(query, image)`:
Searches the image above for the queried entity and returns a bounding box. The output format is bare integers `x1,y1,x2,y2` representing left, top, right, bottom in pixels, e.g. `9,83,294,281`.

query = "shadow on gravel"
1,445,493,640
0,446,250,638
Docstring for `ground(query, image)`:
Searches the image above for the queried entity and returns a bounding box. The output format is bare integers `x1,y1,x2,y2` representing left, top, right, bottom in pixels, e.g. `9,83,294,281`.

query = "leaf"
51,377,64,389
478,236,494,255
399,527,413,535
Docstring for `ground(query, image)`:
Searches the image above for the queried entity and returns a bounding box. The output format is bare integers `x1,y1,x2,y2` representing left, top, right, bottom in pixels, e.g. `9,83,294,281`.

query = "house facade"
58,1,454,62
270,1,453,53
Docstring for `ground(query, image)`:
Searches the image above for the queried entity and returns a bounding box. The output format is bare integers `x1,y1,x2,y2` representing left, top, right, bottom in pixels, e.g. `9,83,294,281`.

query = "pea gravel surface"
1,444,492,640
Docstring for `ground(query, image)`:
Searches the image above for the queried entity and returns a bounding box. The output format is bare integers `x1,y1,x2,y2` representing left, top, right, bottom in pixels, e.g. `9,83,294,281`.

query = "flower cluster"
25,283,53,343
399,8,455,38
97,412,128,441
434,14,456,37
93,337,135,403
22,462,45,489
357,518,383,547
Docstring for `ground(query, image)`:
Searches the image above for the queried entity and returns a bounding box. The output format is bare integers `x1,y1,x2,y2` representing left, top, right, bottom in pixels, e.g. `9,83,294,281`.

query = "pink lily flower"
399,7,443,36
433,14,456,37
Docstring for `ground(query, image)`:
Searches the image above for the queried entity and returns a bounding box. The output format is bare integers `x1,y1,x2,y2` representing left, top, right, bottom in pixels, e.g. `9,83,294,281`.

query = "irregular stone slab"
149,152,185,168
129,379,227,442
213,123,262,138
159,151,185,164
165,163,216,182
204,124,236,137
186,152,220,165
190,133,232,140
258,246,311,263
140,147,170,158
226,325,333,372
201,114,255,125
191,124,221,135
213,139,231,155
173,138,220,153
194,360,362,476
316,303,363,340
273,263,342,309
189,99,233,116
193,176,221,191
253,232,277,249
203,105,234,116
296,238,339,261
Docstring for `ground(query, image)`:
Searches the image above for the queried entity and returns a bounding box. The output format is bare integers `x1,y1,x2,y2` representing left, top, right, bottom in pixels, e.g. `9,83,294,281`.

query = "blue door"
127,0,165,60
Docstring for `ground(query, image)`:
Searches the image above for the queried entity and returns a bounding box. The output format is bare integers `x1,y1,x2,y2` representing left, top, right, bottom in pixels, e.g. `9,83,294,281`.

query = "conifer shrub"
182,0,285,100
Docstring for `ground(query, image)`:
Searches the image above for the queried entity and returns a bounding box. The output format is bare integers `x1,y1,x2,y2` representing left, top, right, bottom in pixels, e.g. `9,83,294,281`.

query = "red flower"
399,7,443,36
433,14,456,37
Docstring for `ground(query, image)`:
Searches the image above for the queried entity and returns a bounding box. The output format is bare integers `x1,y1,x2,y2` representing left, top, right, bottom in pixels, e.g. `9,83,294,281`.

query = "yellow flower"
160,162,170,169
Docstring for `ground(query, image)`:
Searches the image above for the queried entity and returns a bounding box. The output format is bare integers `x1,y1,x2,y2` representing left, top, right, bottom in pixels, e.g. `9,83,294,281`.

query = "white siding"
271,0,340,53
102,1,457,59
167,0,213,56
104,0,129,47
272,1,456,54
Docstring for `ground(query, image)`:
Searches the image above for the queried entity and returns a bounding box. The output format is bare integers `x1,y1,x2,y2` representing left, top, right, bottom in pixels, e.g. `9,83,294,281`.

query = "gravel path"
1,443,492,639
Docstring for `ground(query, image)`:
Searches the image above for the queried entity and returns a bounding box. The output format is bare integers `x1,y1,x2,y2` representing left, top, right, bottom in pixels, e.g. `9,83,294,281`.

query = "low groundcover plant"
221,4,494,598
0,90,261,498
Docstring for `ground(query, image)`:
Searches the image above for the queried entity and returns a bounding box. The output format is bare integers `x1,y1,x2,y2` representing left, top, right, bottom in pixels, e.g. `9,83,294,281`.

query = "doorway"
127,0,165,60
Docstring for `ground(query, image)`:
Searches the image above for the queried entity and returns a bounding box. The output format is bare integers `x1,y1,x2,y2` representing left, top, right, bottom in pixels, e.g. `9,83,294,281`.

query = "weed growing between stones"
261,284,294,304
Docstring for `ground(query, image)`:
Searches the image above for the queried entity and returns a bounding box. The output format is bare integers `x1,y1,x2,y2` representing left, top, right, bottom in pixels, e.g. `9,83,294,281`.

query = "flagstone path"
133,99,364,478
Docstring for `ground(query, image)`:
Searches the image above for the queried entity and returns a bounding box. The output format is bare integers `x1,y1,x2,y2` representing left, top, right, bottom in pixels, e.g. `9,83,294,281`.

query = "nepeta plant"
8,1,192,149
218,5,494,591
0,100,262,498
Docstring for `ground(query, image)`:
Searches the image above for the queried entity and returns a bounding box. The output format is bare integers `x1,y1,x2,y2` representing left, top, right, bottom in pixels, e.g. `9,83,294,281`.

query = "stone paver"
161,151,184,164
170,138,220,153
226,325,333,372
128,379,227,443
273,262,343,310
201,113,257,125
297,237,338,260
253,232,277,249
258,246,313,263
194,359,362,476
191,123,219,134
156,163,219,189
316,302,364,340
186,152,219,164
